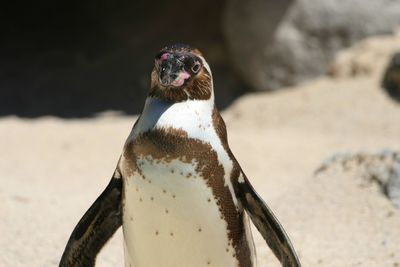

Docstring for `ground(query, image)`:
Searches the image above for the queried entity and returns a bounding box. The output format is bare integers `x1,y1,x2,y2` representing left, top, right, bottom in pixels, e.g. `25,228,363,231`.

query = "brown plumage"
59,44,302,267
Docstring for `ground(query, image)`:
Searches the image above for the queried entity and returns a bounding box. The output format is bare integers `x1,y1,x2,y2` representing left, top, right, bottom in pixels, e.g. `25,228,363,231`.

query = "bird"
59,43,301,267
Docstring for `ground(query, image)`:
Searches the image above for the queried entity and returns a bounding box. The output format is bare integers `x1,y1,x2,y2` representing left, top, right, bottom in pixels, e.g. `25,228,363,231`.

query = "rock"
328,30,400,78
382,52,400,102
223,0,400,91
315,150,400,208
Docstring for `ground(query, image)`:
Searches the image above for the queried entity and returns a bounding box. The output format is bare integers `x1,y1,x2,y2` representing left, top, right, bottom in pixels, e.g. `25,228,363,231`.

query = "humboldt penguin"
59,43,301,267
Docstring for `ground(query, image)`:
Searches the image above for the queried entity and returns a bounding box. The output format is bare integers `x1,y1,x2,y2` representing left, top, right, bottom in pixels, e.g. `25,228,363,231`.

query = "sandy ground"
1,32,400,267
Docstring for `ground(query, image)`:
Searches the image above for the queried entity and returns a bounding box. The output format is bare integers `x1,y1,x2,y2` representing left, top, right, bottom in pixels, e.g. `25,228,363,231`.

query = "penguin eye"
191,62,201,73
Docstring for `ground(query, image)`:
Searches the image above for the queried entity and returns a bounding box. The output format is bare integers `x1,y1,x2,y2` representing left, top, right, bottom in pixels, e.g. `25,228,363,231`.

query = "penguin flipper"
59,172,123,267
236,174,301,267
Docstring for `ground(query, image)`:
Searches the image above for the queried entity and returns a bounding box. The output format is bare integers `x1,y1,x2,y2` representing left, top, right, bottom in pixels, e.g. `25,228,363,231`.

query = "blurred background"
1,0,400,266
2,0,400,117
1,0,238,116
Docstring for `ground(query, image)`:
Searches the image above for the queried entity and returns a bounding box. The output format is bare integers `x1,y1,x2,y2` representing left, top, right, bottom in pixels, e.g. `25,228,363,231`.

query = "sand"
1,32,400,267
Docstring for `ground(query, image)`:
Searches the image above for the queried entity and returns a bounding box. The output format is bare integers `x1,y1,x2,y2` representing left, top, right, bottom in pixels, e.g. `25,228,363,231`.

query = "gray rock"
315,150,400,208
382,52,400,102
223,0,400,91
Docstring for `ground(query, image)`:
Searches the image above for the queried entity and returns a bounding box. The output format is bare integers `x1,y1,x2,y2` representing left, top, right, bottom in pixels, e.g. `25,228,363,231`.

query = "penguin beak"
157,53,190,87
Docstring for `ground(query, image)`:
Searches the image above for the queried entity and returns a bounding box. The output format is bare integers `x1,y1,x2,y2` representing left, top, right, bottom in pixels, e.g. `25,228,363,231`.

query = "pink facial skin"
160,53,170,61
171,71,191,87
156,52,191,87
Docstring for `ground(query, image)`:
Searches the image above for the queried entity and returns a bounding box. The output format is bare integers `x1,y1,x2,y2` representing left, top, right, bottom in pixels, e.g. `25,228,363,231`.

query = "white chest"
120,97,255,267
122,157,239,267
127,98,237,206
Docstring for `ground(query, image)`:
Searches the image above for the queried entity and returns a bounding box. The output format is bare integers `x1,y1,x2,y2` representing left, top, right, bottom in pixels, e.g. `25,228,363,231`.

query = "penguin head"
150,44,213,102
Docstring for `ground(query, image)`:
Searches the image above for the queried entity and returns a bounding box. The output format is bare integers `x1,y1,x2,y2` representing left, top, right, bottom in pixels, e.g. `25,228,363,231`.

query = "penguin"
59,44,301,267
